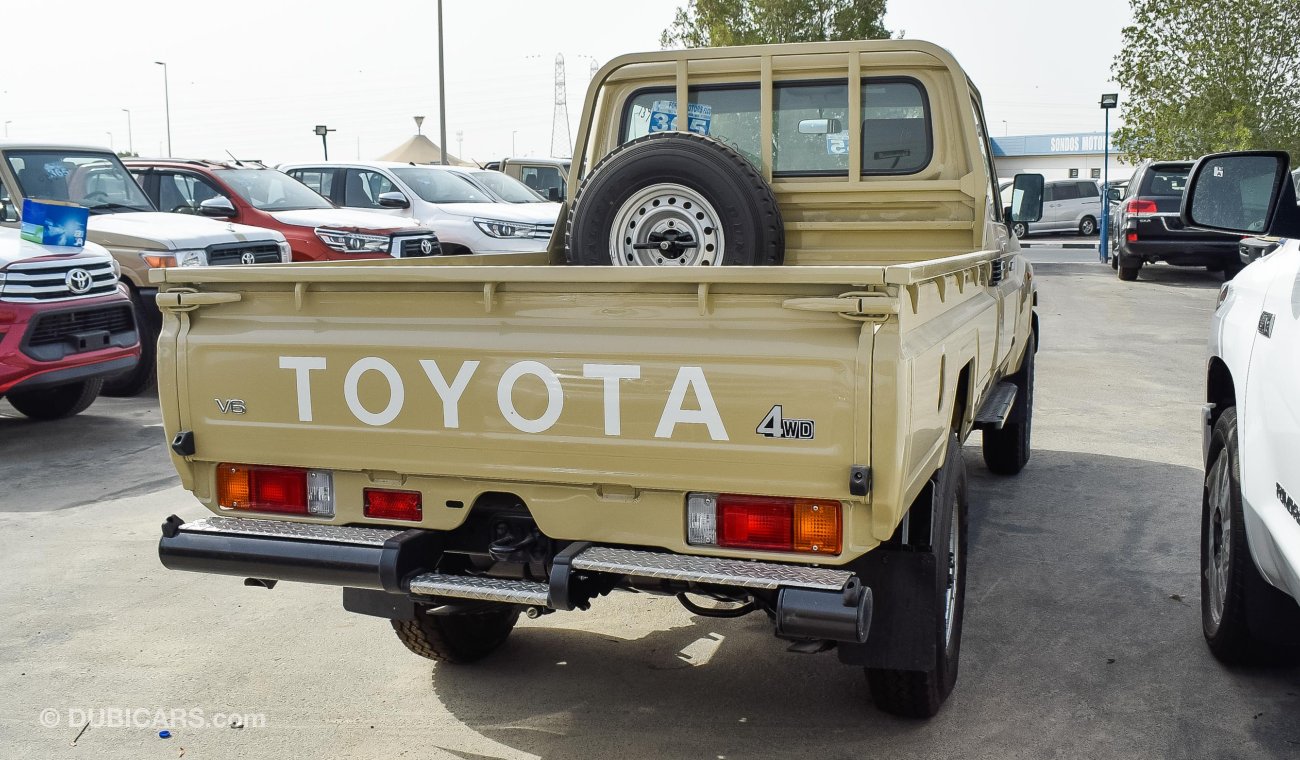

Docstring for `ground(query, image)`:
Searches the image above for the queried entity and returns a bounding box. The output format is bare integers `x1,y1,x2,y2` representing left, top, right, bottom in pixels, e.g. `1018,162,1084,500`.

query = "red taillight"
719,496,793,551
711,494,841,554
217,463,308,514
1125,198,1158,215
364,488,423,521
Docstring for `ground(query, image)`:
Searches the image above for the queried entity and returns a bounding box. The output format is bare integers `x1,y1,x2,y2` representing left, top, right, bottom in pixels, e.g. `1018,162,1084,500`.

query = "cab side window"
290,169,335,199
344,169,396,209
157,172,226,214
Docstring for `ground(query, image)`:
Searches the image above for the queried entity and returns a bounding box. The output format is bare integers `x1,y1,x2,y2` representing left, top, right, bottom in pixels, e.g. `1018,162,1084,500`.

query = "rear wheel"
7,378,103,420
982,335,1034,475
392,604,520,663
1201,407,1300,664
866,432,968,718
1117,256,1141,281
1078,216,1097,236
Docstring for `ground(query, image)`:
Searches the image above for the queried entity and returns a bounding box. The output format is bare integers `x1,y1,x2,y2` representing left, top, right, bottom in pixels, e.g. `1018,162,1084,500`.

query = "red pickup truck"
0,229,139,419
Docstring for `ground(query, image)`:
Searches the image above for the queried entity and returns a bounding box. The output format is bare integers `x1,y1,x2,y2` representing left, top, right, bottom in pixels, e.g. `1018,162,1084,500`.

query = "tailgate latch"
156,289,242,312
781,292,897,321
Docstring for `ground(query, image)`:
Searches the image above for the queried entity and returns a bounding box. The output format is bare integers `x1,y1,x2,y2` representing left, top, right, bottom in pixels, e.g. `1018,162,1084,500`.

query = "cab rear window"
621,78,931,177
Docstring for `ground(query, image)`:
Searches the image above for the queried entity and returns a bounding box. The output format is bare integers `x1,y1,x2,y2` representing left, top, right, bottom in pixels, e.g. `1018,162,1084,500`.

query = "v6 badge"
756,405,815,440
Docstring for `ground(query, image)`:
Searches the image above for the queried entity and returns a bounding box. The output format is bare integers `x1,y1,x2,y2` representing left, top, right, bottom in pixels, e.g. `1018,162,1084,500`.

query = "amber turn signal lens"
793,500,841,554
217,464,252,509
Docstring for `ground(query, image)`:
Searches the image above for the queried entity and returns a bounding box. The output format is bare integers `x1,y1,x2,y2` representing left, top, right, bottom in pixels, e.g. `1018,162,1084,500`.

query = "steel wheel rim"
1205,452,1232,627
943,503,960,647
608,183,723,266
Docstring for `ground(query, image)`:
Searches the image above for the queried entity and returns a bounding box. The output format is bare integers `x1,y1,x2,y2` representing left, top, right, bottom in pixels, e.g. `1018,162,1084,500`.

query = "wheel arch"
1206,356,1236,433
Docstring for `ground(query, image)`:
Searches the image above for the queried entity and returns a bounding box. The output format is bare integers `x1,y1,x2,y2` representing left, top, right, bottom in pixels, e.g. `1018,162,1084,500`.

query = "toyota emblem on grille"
240,252,257,264
66,268,93,294
420,238,434,255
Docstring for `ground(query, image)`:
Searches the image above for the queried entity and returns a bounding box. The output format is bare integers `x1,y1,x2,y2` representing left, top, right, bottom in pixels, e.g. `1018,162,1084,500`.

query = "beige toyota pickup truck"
154,40,1042,718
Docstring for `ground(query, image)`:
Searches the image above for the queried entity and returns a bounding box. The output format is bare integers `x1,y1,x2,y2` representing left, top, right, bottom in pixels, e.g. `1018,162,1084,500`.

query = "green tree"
661,0,889,48
1112,0,1300,162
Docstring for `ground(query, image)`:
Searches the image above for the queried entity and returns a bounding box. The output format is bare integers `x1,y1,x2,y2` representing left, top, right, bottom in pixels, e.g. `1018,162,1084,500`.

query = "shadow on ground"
0,392,177,511
428,449,1300,759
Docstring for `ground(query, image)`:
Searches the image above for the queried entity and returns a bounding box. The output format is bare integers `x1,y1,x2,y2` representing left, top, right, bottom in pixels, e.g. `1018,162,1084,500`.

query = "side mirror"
197,196,237,218
1009,173,1044,223
1107,187,1123,202
377,191,410,209
798,118,843,135
0,199,17,223
1183,151,1297,236
547,187,562,202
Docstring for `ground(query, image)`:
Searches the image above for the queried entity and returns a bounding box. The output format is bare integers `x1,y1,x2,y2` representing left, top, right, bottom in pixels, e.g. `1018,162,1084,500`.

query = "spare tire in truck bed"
565,132,784,266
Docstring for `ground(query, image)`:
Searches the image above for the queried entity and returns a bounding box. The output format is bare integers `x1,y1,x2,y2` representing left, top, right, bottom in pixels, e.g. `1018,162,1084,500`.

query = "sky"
0,0,1134,164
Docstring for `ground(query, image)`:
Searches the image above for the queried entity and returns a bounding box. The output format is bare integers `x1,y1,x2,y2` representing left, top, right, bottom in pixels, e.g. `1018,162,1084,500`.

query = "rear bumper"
159,515,872,643
1119,237,1239,266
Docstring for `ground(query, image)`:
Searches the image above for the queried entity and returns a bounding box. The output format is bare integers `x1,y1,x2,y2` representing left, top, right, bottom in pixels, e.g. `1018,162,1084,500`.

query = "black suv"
1107,159,1241,281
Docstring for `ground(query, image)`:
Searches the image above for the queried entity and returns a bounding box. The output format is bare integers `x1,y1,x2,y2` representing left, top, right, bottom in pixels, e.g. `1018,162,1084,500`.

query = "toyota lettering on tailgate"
278,356,730,440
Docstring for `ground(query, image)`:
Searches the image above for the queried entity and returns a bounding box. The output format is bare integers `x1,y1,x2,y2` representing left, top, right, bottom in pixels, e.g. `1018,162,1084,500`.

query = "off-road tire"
982,334,1035,475
866,432,968,718
1201,407,1300,665
1078,216,1097,236
391,604,521,664
565,132,783,266
102,287,156,397
7,378,103,420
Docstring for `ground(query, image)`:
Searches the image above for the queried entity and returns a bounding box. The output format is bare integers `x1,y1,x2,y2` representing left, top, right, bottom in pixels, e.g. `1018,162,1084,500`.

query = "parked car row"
0,141,566,402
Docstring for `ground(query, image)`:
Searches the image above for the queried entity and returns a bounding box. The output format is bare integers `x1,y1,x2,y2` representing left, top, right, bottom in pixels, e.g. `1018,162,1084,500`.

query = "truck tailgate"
164,279,873,500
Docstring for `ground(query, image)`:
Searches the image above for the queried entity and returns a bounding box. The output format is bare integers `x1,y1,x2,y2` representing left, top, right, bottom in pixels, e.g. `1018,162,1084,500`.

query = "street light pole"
437,0,448,165
3,121,10,138
106,132,114,151
121,109,133,154
512,130,518,155
154,61,172,156
1099,93,1119,263
313,125,336,160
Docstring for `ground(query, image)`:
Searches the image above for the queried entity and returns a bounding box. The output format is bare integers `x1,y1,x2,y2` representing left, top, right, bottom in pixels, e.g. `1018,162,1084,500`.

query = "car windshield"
390,168,492,204
1146,166,1190,196
217,168,332,211
5,149,154,213
470,171,546,203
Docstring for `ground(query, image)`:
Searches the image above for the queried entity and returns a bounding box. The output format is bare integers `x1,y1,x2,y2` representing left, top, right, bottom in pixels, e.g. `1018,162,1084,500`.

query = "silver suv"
1001,178,1101,237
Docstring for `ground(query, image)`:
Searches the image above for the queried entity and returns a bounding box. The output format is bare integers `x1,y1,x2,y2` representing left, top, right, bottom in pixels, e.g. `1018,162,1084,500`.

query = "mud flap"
836,548,939,671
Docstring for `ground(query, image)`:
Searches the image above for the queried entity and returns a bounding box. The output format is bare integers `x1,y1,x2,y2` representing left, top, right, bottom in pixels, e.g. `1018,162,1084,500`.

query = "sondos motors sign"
277,356,730,441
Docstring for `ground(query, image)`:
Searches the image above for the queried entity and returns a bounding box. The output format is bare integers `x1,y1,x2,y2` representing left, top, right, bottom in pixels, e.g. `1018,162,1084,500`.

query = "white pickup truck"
1185,151,1300,663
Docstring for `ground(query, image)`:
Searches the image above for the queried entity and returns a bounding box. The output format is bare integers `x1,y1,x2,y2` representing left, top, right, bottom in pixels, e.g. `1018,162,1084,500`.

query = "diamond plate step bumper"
158,515,870,641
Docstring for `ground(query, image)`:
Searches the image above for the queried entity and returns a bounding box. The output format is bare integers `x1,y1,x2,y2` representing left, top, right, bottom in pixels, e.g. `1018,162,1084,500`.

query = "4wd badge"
756,405,815,440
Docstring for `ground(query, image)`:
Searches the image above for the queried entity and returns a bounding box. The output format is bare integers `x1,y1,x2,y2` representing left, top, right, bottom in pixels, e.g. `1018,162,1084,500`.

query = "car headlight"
140,249,207,268
315,228,390,253
277,240,292,262
473,218,538,239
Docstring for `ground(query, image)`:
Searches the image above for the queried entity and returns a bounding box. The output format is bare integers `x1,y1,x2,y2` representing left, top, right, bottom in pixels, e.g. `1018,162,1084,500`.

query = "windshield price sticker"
826,132,850,155
648,101,712,135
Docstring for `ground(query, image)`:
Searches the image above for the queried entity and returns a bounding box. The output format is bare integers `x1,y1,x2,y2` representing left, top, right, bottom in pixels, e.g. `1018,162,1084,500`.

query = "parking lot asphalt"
3,250,1297,759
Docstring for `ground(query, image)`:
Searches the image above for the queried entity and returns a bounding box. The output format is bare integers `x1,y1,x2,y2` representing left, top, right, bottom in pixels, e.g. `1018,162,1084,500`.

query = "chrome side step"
408,573,550,606
571,546,852,592
973,381,1018,430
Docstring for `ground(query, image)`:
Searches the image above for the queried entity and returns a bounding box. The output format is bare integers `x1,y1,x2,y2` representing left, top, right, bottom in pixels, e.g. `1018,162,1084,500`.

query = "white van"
1000,178,1102,237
